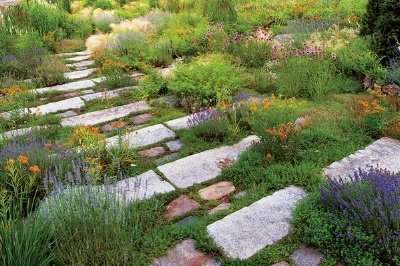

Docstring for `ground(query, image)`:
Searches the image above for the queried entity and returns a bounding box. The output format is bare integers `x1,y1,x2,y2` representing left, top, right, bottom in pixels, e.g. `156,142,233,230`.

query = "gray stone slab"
91,76,106,83
207,186,307,260
80,87,131,102
57,51,92,57
65,55,91,62
165,139,183,152
35,79,96,94
164,115,192,130
29,97,84,115
109,170,175,202
106,124,175,149
0,126,45,139
64,68,96,80
58,110,78,118
61,101,150,127
66,60,95,69
290,246,323,266
158,136,260,188
323,137,400,180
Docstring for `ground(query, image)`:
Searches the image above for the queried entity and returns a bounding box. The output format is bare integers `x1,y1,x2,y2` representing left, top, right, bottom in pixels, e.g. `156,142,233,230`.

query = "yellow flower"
262,98,271,110
17,154,29,165
249,102,258,112
29,165,41,174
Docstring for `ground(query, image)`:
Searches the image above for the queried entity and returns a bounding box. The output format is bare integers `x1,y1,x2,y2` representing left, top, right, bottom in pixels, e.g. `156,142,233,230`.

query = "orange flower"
29,165,41,174
17,154,29,165
262,98,271,110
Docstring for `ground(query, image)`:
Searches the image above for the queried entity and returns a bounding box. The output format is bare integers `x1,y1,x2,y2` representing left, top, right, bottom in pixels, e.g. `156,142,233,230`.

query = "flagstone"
109,170,175,202
165,195,200,219
157,136,260,189
80,87,131,101
35,79,96,94
165,139,183,152
58,110,78,118
138,146,166,158
91,76,106,83
164,114,192,130
67,60,95,69
290,246,323,266
323,137,400,181
106,124,175,149
61,101,150,127
209,202,231,214
130,113,152,125
30,97,85,115
199,181,235,201
207,186,307,260
65,55,91,62
64,68,96,80
57,51,92,57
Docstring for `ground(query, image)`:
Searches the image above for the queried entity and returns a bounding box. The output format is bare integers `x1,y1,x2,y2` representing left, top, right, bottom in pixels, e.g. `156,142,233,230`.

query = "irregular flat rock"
158,136,260,188
165,195,200,219
35,79,96,94
165,139,183,152
80,87,131,102
64,68,96,80
109,170,174,203
209,202,231,214
130,113,152,125
65,55,91,62
67,60,95,70
199,181,235,201
101,120,127,132
61,101,150,127
30,97,84,115
207,186,307,259
139,146,166,158
106,124,175,149
290,246,323,266
153,239,219,266
323,137,400,181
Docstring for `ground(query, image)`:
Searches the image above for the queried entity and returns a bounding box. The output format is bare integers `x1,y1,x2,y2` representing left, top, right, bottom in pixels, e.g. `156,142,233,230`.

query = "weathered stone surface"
207,186,307,259
106,124,175,149
67,60,95,70
101,120,127,132
58,51,92,57
152,239,219,266
290,246,323,266
61,101,150,127
91,76,106,83
154,153,180,166
164,115,192,130
323,137,400,181
139,146,166,158
158,136,260,189
165,140,183,152
165,195,200,219
58,110,78,118
80,87,131,102
65,55,91,62
199,182,235,201
64,68,96,80
130,113,152,125
110,170,175,203
0,126,45,139
272,262,290,266
0,108,30,119
209,202,231,214
35,79,96,94
30,97,85,115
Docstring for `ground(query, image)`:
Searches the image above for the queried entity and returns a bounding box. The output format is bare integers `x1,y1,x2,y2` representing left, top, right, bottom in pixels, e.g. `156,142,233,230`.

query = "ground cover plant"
1,0,400,265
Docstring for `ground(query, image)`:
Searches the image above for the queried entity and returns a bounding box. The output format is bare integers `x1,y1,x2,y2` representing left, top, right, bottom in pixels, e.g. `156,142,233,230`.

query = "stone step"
65,55,91,62
80,87,132,102
30,97,85,115
323,137,400,181
34,79,97,94
64,68,96,80
66,60,95,70
0,126,46,139
57,51,92,57
158,135,260,188
61,101,150,127
207,186,307,260
106,124,175,149
164,110,213,130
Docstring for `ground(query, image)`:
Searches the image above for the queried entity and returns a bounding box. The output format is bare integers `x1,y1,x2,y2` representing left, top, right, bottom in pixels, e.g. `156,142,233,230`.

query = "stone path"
66,60,95,70
61,101,150,127
64,68,96,80
207,186,307,259
323,137,400,180
34,79,99,94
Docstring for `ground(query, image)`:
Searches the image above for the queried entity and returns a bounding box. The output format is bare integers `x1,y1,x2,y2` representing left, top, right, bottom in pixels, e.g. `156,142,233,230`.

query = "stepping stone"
199,181,235,201
58,110,78,118
130,113,152,125
139,146,166,158
323,137,400,181
158,136,260,189
57,51,92,57
65,55,91,62
290,246,323,266
164,115,192,130
61,101,150,127
155,153,180,166
207,186,307,260
106,124,175,149
165,139,183,152
91,76,106,83
0,126,44,139
272,262,290,266
101,120,127,132
165,195,200,219
67,60,95,70
64,68,96,80
109,170,175,203
152,239,219,266
80,87,131,102
35,79,96,94
209,202,231,214
29,97,85,115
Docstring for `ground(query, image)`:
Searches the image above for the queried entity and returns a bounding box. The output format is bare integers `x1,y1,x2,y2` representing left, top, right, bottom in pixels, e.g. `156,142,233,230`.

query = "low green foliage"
228,40,272,68
136,73,167,98
203,0,237,24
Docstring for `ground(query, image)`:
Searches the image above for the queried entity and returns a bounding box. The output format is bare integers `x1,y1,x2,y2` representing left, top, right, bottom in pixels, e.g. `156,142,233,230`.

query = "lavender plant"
186,108,219,128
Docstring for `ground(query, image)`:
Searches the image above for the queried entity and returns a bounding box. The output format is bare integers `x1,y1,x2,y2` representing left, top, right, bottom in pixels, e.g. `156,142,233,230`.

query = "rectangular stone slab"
158,135,260,188
164,110,214,130
57,51,92,57
207,186,307,260
106,124,175,149
61,101,150,127
80,87,132,102
66,60,95,69
0,126,45,139
64,68,96,80
35,79,96,94
108,170,175,202
323,137,400,180
29,97,85,115
65,55,91,62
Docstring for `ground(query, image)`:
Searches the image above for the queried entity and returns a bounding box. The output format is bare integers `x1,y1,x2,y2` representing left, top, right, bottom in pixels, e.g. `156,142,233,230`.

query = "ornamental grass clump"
321,168,400,261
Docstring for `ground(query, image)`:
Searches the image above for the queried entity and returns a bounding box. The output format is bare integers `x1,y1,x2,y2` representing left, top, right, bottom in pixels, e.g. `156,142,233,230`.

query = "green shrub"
203,0,237,24
35,56,67,86
275,56,360,98
361,0,400,59
192,117,229,142
47,0,71,12
94,0,113,9
93,12,120,33
148,40,174,67
168,54,244,108
136,73,167,98
335,38,388,82
228,40,271,68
